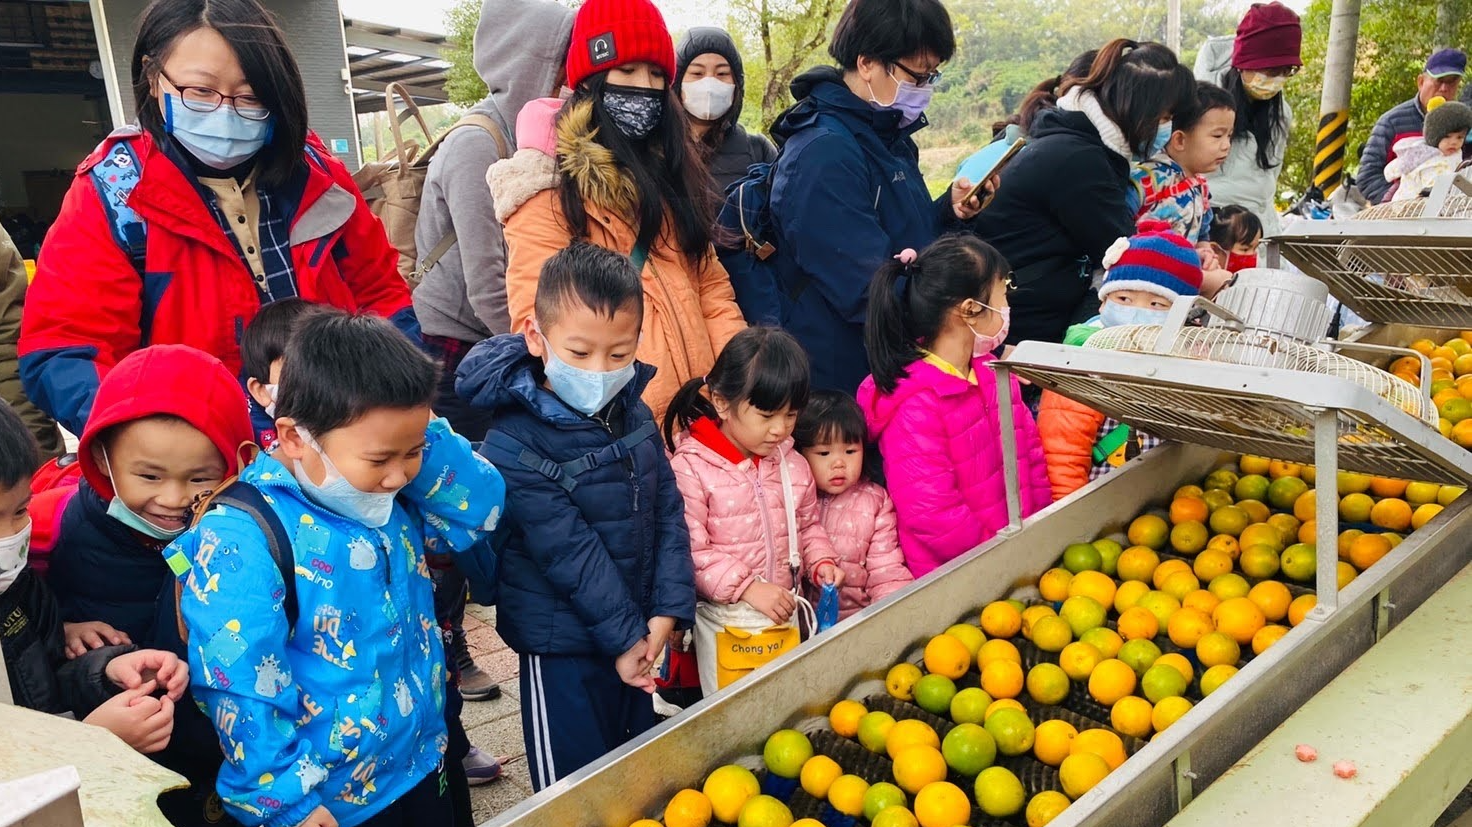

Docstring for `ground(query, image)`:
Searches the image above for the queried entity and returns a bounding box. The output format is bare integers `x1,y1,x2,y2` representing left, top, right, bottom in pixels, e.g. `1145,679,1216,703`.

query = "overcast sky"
338,0,719,34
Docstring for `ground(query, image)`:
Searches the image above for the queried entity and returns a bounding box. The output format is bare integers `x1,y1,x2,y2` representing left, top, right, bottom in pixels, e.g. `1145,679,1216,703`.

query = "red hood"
77,345,255,498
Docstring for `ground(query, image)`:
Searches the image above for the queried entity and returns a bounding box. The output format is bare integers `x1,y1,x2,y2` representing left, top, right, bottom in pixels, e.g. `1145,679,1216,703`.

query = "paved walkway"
460,605,533,824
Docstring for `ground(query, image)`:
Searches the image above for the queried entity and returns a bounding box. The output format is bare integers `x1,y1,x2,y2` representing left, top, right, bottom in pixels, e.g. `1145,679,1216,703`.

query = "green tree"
726,0,846,129
444,0,489,107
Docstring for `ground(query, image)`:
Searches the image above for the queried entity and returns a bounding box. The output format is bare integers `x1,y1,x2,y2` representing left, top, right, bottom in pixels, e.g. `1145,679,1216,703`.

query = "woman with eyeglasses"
1193,1,1302,237
762,0,985,395
19,0,413,440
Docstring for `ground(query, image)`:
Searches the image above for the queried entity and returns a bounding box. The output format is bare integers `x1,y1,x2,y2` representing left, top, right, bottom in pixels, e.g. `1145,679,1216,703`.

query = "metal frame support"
1175,750,1197,811
1373,589,1395,641
1311,406,1341,616
995,364,1024,529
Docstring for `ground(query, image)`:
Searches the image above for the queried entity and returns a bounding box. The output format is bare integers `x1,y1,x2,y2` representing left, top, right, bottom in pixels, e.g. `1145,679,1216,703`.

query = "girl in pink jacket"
857,237,1051,578
794,390,913,620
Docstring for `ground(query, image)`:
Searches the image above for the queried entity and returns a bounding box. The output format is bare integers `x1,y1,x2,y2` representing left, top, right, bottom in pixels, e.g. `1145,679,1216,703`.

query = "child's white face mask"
0,520,32,595
291,428,399,528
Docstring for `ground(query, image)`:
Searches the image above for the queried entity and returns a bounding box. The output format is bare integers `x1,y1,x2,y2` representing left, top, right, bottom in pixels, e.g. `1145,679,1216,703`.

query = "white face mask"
682,76,736,122
291,428,400,528
264,383,278,419
0,520,32,595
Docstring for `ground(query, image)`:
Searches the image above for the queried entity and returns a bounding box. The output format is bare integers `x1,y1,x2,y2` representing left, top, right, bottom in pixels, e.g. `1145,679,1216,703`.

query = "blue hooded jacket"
456,334,695,658
170,418,505,827
768,66,959,393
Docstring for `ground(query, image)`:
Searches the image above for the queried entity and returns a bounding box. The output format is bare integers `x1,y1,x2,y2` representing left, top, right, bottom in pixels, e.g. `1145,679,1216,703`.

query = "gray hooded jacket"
1195,35,1291,237
412,0,573,343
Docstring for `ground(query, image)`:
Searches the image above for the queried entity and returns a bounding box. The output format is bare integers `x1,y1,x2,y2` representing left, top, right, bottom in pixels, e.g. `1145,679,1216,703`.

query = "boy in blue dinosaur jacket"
457,241,696,792
173,311,506,827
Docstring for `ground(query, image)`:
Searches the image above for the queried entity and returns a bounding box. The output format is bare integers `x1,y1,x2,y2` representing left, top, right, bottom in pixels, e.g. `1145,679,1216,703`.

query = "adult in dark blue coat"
767,0,984,394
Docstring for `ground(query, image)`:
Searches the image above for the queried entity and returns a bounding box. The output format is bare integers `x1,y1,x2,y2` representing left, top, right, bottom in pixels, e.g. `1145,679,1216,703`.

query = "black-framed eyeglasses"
1258,66,1300,78
159,69,271,121
892,61,943,88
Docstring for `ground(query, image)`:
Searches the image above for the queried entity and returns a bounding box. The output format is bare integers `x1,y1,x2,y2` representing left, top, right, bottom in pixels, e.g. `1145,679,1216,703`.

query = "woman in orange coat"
486,0,745,422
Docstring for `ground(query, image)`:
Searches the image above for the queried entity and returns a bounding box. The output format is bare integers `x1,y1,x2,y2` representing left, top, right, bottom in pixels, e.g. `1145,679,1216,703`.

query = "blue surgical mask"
101,448,189,541
1147,122,1173,158
1100,300,1170,328
542,343,637,417
163,93,273,171
292,429,399,528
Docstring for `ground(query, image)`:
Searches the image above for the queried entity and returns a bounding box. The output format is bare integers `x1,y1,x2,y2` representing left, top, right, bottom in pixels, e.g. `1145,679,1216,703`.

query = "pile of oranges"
1389,332,1472,447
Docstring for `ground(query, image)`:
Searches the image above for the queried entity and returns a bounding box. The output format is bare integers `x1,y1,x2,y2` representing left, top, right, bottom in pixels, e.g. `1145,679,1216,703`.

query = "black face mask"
602,84,665,140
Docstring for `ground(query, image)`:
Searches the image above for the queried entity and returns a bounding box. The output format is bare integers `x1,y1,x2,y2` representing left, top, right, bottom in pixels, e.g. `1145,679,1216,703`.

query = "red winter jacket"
18,127,412,435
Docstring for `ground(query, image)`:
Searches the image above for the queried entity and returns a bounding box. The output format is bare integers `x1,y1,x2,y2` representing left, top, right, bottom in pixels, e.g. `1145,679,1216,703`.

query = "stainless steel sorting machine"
482,198,1472,827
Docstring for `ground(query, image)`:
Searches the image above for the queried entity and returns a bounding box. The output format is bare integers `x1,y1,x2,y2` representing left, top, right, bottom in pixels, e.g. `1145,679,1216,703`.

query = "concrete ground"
459,604,533,824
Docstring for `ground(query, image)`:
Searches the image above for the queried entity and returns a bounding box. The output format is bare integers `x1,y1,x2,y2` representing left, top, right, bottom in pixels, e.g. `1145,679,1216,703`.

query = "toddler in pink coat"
664,328,841,693
794,390,913,620
857,236,1051,578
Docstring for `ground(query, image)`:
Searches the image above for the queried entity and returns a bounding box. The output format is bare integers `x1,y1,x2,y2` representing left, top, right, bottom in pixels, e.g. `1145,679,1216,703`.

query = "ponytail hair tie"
895,248,918,265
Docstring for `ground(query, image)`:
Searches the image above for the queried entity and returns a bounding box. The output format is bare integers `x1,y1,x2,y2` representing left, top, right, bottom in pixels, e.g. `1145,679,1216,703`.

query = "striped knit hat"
1099,221,1204,302
565,0,676,89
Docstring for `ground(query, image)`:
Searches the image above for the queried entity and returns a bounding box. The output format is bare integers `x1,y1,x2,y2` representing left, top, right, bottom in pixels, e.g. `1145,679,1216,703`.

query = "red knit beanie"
565,0,676,89
1232,2,1302,71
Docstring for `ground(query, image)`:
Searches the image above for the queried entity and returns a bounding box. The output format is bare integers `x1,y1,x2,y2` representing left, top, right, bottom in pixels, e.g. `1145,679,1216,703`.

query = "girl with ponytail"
858,235,1050,578
664,327,841,694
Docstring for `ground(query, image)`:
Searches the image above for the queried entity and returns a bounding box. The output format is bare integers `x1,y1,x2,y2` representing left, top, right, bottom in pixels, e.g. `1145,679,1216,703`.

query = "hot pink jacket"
670,432,838,604
818,481,913,619
858,354,1051,578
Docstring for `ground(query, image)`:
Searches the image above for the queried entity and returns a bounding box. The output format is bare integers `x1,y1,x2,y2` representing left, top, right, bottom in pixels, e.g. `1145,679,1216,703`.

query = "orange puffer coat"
1037,389,1107,501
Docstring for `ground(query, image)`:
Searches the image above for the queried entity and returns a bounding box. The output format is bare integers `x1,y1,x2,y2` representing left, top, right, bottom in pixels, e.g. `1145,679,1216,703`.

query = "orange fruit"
924,634,972,680
799,756,844,800
1029,616,1074,652
1369,498,1413,532
1410,338,1437,356
1288,594,1317,626
980,601,1023,638
829,700,868,738
1021,605,1058,639
1059,753,1111,800
1152,559,1192,590
1127,515,1170,550
1267,513,1301,543
1339,493,1375,523
1160,570,1201,602
1032,719,1079,767
1338,561,1358,590
1182,588,1220,616
1079,627,1123,660
1238,544,1281,579
1368,477,1409,498
1192,549,1234,582
1337,529,1363,562
665,789,715,827
1247,580,1292,622
1251,624,1290,655
1058,641,1103,682
1067,570,1118,609
1166,607,1214,648
1239,522,1285,552
1176,484,1206,499
1208,573,1251,601
1087,659,1137,706
1151,696,1194,733
981,660,1025,700
985,698,1026,722
1117,606,1160,641
1298,519,1317,545
1457,352,1472,377
1155,652,1194,684
1412,503,1444,529
704,765,761,823
913,781,970,827
1195,631,1241,668
1111,695,1155,739
886,719,942,760
1206,534,1240,559
1238,455,1272,475
1213,597,1266,645
1292,490,1317,522
1116,546,1161,583
1390,355,1423,375
978,639,1022,669
1025,663,1071,706
1170,497,1209,525
1267,460,1301,479
1070,728,1127,771
892,746,948,795
1169,520,1209,555
1453,419,1472,449
1237,499,1270,524
1113,579,1151,614
1348,533,1393,571
1038,568,1074,602
1207,505,1250,537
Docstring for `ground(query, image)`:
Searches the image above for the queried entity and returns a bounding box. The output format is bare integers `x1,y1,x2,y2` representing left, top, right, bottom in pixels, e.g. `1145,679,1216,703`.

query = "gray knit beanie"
1425,100,1472,147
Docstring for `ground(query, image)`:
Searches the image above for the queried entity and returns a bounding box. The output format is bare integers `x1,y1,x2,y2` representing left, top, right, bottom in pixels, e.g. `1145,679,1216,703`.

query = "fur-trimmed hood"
487,98,638,223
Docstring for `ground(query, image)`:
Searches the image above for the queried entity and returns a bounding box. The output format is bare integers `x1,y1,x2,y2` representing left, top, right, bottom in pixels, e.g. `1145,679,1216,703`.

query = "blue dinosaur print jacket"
171,418,505,827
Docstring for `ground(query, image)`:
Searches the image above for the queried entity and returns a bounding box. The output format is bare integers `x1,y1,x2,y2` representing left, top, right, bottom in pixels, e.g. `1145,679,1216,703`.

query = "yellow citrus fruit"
1348,533,1393,572
1406,481,1442,505
1293,489,1317,521
1239,455,1271,475
1370,498,1413,532
1170,520,1209,555
1207,505,1250,537
1038,568,1075,602
1155,653,1193,684
1067,570,1118,609
1176,484,1206,499
1110,695,1155,739
1412,503,1444,530
633,820,664,827
1251,624,1290,655
1246,580,1291,622
887,662,923,701
1059,752,1111,800
1192,549,1234,582
1160,570,1201,602
1288,594,1317,626
1116,546,1161,583
1058,642,1103,681
913,781,970,827
704,765,761,823
985,698,1026,722
974,767,1027,817
1208,573,1251,601
1138,590,1182,631
1273,542,1310,580
1071,728,1128,771
1410,338,1437,356
1026,663,1071,706
1238,544,1280,579
829,699,867,738
944,624,985,658
869,810,918,827
978,638,1022,669
1337,529,1363,561
1213,597,1266,645
1339,492,1374,522
1079,627,1123,659
1087,659,1137,706
1026,790,1072,827
1195,631,1241,668
1152,559,1192,590
827,774,870,817
1116,606,1159,641
1182,588,1220,616
765,730,815,779
981,659,1025,699
1021,604,1058,634
949,687,993,725
858,711,897,754
984,708,1036,757
1267,513,1301,543
737,795,792,827
1298,519,1317,545
892,745,948,795
1170,496,1209,524
1239,522,1285,552
1337,561,1358,589
980,601,1023,638
1032,719,1078,766
800,756,843,800
1440,485,1466,505
664,789,714,827
1030,616,1074,653
923,634,972,680
1113,579,1152,613
1127,514,1170,549
1237,499,1271,525
886,719,941,760
1166,606,1215,650
1268,460,1302,479
1151,696,1193,733
1206,533,1240,559
1199,663,1238,696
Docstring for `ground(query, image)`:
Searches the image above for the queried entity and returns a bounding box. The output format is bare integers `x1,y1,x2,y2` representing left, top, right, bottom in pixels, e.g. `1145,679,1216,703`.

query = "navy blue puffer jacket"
456,335,696,657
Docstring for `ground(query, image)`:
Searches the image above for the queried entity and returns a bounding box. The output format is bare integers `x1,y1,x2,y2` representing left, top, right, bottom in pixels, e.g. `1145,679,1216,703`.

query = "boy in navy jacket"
457,242,696,791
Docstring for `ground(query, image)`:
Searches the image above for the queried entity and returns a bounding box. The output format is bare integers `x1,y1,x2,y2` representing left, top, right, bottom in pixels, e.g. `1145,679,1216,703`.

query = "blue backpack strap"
516,421,659,494
89,140,147,273
211,482,298,629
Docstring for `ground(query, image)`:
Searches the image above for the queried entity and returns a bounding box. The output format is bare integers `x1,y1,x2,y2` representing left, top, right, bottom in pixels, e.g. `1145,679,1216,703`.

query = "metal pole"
1167,0,1182,54
88,0,127,129
1314,0,1363,196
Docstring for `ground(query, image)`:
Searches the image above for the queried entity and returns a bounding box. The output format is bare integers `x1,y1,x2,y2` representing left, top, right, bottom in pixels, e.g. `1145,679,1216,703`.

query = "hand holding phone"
955,136,1026,209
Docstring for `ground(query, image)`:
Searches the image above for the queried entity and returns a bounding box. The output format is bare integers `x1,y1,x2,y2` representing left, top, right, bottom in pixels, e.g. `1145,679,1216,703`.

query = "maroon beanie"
565,0,676,89
1232,2,1303,71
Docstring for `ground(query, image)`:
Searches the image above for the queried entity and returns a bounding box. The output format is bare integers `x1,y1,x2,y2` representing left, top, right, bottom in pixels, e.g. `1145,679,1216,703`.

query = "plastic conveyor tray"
482,339,1472,827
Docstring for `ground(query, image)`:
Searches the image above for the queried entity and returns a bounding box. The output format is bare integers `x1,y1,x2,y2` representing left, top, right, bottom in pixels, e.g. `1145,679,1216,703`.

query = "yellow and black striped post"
1314,110,1349,195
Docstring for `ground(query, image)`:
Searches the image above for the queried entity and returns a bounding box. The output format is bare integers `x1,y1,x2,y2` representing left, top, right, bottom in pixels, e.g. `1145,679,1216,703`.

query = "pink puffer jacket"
817,480,913,619
670,421,838,604
858,354,1051,578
